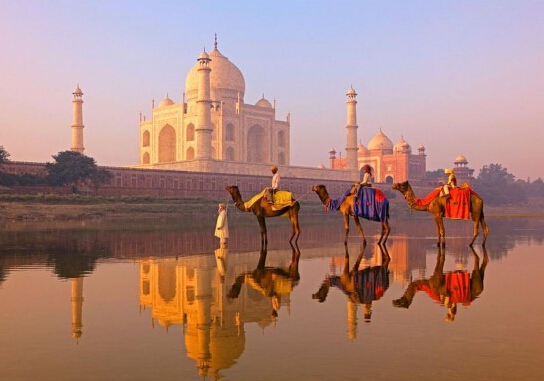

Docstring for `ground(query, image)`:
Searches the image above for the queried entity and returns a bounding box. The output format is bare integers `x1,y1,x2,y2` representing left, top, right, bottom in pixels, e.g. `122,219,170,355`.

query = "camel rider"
266,165,280,204
443,168,457,199
355,164,372,198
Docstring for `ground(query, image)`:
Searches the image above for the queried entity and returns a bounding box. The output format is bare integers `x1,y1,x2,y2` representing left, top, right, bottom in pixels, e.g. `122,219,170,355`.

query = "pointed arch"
142,130,150,147
186,123,195,141
278,152,286,165
142,152,150,164
247,124,267,163
186,146,195,160
226,123,235,141
278,130,285,148
158,124,176,163
226,147,235,161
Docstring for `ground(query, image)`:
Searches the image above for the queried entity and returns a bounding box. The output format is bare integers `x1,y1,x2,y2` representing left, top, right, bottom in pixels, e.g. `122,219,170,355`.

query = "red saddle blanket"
445,188,471,219
415,187,473,220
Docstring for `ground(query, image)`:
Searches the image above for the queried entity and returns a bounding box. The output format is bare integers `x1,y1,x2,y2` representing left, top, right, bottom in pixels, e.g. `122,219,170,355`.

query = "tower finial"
214,33,218,50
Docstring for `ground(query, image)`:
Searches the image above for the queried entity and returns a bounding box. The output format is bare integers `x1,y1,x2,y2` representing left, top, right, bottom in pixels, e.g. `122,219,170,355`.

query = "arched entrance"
247,124,268,163
158,124,176,163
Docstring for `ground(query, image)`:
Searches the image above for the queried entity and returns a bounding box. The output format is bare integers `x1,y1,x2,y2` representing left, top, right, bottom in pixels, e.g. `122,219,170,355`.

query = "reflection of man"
392,246,488,321
214,246,229,282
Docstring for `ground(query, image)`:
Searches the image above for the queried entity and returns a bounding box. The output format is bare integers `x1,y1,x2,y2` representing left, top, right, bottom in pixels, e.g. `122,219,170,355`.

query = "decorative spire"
214,33,218,50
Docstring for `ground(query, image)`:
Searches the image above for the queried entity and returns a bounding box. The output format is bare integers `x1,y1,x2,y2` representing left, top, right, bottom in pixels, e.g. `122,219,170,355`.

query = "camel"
311,184,391,245
392,245,488,321
227,242,301,319
225,185,301,248
391,181,488,247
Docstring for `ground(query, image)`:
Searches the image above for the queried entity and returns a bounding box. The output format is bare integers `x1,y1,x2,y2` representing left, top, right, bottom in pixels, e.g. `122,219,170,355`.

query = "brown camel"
392,245,488,321
225,185,301,248
392,181,488,247
311,184,390,245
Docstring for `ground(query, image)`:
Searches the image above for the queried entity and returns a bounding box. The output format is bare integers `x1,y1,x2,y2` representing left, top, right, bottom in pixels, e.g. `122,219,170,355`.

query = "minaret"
345,86,358,173
71,85,85,154
195,50,212,159
71,277,84,340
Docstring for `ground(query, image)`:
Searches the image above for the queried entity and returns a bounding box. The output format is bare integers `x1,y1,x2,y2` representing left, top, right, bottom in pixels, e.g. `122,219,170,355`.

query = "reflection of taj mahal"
138,249,295,379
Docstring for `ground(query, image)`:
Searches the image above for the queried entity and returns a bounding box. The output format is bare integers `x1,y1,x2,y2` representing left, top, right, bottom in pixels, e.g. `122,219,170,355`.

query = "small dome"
455,154,468,164
255,96,272,108
346,86,357,96
318,164,326,169
367,129,394,151
158,96,175,107
198,50,210,60
418,144,426,151
394,137,412,154
358,141,369,155
72,85,83,95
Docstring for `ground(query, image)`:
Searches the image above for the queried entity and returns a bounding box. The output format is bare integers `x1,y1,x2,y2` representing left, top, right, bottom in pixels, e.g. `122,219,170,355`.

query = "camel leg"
257,216,267,249
469,218,480,247
352,215,366,246
434,216,445,247
480,216,489,246
380,221,391,245
289,209,301,244
343,213,351,245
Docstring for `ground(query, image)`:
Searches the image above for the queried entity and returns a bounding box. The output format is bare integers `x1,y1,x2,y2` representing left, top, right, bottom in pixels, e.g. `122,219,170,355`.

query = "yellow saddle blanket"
244,189,295,211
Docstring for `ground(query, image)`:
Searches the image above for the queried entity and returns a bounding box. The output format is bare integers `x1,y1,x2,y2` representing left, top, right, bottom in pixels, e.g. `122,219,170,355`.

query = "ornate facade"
139,38,290,169
330,129,427,183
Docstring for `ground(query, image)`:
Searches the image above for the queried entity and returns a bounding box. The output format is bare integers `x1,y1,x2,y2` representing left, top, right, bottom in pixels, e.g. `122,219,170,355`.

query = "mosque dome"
367,129,394,151
357,141,369,156
455,154,468,164
394,137,412,154
255,96,272,108
158,96,175,107
185,47,246,101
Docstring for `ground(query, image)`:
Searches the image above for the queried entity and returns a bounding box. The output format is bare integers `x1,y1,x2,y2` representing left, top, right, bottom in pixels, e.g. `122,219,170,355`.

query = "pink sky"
1,0,543,180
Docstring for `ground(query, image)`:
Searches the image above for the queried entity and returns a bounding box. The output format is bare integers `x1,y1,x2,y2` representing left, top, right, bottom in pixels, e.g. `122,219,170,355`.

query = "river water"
1,214,543,380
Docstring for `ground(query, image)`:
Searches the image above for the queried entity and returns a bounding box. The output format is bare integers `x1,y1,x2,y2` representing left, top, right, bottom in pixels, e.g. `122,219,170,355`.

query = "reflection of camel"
227,242,301,319
312,244,391,324
226,185,301,248
311,184,390,245
392,246,488,321
392,181,488,247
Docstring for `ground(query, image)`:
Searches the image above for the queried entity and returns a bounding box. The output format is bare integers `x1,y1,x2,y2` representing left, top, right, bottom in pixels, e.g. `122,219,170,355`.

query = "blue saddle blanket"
327,187,388,222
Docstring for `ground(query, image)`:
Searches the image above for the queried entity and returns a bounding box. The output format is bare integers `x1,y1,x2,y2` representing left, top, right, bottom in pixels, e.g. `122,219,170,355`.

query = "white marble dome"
185,47,245,101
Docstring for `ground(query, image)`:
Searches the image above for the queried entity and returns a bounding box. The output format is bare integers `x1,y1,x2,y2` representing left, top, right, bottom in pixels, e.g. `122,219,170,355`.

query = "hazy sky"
1,0,543,180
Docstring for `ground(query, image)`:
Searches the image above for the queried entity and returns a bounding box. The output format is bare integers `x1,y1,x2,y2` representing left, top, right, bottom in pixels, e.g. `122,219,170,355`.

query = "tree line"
0,146,112,193
1,145,542,204
427,163,543,205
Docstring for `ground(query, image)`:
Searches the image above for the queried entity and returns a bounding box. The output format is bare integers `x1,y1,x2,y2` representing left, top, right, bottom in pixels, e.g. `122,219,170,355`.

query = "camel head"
225,185,241,198
392,181,410,193
312,184,328,194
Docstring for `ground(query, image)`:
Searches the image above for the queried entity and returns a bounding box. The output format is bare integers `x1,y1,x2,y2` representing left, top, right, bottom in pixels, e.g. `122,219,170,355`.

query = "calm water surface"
1,216,544,381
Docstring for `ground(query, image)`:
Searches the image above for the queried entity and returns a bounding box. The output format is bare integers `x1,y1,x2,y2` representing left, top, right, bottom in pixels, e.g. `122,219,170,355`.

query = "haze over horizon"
1,0,543,181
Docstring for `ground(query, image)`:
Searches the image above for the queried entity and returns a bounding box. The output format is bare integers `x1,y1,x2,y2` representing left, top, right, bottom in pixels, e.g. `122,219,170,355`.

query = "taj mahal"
67,37,475,187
